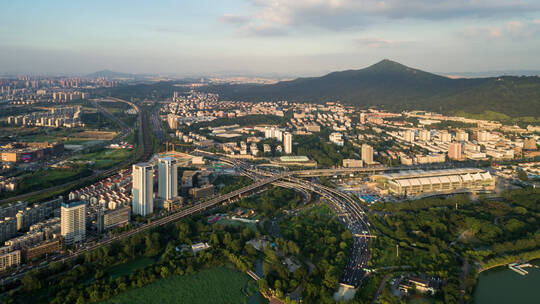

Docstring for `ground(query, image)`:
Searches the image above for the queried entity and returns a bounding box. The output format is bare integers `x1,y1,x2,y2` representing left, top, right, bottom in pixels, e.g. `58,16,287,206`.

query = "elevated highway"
2,151,375,288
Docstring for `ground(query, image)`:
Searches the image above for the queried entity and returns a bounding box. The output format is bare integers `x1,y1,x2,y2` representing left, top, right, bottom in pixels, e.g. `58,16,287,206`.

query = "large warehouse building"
373,168,495,197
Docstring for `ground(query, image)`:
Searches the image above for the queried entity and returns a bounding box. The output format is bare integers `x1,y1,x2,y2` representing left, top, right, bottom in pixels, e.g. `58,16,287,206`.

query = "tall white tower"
158,157,178,200
284,132,293,154
361,144,374,165
132,163,154,216
61,201,86,245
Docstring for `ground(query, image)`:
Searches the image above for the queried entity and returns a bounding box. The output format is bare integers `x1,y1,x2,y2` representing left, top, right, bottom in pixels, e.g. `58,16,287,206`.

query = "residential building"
190,184,214,201
342,159,364,168
477,131,490,142
283,132,293,154
132,163,153,216
0,217,17,243
448,143,462,160
0,246,21,270
403,130,415,142
158,157,178,200
329,132,344,146
418,129,431,141
456,131,469,142
167,114,179,129
362,144,374,165
61,201,86,245
524,138,537,150
98,205,131,231
439,131,452,143
24,239,62,261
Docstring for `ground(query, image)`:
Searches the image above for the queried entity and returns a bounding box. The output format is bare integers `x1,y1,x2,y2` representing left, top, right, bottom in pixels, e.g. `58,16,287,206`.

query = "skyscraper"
132,163,153,216
284,132,293,154
61,201,86,245
362,144,374,165
167,114,179,130
158,157,178,200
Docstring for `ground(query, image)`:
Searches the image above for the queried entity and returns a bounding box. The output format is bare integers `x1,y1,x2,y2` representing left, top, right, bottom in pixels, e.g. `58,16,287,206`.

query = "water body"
474,259,540,304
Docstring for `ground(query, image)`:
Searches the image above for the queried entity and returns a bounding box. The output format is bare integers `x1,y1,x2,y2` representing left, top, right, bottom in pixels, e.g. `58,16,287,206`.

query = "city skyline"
2,0,540,76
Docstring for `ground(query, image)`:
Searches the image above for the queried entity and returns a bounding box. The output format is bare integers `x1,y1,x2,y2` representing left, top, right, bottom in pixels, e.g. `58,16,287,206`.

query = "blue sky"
1,0,539,76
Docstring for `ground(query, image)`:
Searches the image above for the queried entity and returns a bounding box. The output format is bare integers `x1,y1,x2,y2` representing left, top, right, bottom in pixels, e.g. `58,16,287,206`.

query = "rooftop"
61,201,85,208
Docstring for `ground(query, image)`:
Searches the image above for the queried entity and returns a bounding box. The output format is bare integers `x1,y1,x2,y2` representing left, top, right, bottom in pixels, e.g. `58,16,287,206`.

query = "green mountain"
206,60,540,118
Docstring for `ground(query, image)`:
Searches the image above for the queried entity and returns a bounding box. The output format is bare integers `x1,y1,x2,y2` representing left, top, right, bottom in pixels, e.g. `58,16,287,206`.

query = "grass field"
76,148,134,170
216,218,258,230
102,267,267,304
0,167,93,201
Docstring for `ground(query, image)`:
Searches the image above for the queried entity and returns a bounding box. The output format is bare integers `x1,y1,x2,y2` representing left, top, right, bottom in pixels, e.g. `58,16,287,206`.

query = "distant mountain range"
86,70,150,79
203,60,540,118
444,70,540,78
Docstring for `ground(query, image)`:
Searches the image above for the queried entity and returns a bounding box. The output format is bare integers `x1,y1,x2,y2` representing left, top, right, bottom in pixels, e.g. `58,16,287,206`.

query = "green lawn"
0,167,93,201
76,148,134,170
106,258,155,280
102,267,267,304
216,218,258,230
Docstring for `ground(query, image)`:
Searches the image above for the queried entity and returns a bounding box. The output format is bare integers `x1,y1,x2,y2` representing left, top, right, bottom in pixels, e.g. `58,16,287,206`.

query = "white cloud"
354,37,398,48
461,19,540,40
242,24,288,36
220,14,251,24
239,0,539,32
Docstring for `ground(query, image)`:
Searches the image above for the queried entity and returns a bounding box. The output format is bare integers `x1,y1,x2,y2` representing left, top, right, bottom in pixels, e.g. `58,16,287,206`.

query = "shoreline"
478,257,540,273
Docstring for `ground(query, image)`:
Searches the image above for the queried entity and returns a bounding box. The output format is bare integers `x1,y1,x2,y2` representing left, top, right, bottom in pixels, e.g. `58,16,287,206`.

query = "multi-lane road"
195,151,372,286
0,98,151,205
1,151,374,288
0,173,282,286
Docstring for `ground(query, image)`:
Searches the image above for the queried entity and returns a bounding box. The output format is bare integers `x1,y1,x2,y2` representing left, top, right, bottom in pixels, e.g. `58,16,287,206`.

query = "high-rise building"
283,132,293,154
403,130,415,142
524,138,537,150
418,130,431,141
456,131,469,142
362,144,374,165
61,201,86,245
132,163,154,216
0,247,21,271
264,127,283,141
167,114,179,130
158,157,178,200
440,131,452,143
359,112,366,124
477,131,490,142
448,143,462,160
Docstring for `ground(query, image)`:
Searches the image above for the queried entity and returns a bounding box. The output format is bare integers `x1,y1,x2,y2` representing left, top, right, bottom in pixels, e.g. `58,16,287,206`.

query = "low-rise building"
190,184,215,201
24,238,62,261
329,132,344,146
0,246,21,270
399,277,435,295
342,159,364,168
374,168,495,197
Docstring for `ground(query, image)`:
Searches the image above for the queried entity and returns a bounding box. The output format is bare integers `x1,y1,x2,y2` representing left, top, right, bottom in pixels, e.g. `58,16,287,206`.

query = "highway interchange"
195,151,373,287
0,101,381,289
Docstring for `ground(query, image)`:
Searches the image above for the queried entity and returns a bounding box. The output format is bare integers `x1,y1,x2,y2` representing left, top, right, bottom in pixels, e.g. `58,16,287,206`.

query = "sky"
1,0,539,76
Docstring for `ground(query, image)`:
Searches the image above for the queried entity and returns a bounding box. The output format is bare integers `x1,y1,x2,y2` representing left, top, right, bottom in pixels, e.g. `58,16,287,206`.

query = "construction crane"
165,141,192,152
